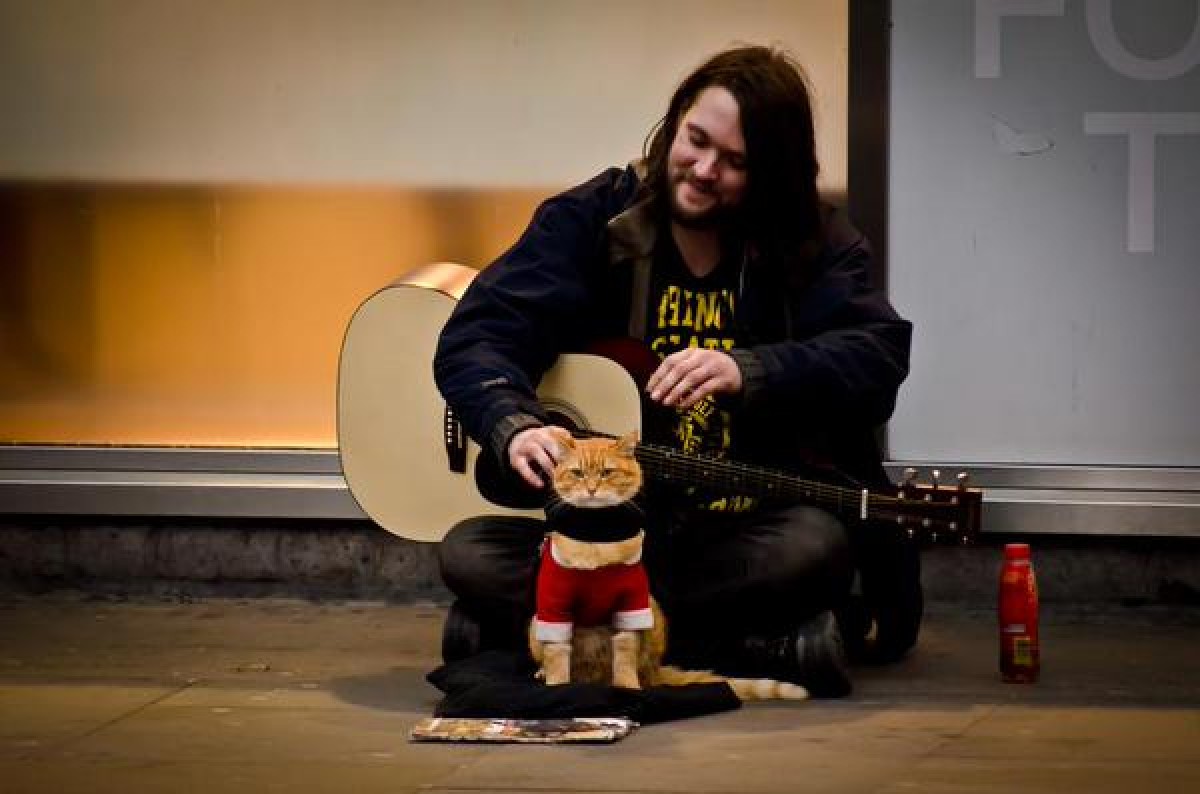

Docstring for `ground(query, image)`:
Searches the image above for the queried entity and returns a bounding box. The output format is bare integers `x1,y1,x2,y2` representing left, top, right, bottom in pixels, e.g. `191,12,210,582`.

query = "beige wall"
0,1,849,447
0,0,847,191
0,185,548,446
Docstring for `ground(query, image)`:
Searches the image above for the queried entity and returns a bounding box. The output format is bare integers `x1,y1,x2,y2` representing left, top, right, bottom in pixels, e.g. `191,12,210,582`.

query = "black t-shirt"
643,240,758,514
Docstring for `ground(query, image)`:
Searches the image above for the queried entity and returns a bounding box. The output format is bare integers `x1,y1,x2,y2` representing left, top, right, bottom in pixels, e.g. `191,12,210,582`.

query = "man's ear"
616,430,639,456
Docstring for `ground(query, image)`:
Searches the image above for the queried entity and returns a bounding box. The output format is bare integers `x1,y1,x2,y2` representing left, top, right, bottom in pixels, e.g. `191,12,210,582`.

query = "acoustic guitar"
338,262,982,544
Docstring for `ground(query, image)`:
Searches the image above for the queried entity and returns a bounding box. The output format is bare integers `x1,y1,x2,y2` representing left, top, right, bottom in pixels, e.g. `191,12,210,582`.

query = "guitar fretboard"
630,441,959,528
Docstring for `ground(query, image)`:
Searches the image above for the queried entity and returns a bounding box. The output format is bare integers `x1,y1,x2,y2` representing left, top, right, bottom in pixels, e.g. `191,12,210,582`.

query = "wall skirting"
1,446,1197,538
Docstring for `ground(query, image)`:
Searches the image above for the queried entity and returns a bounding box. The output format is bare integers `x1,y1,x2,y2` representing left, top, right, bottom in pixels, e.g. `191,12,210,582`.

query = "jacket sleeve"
729,215,912,428
433,169,627,462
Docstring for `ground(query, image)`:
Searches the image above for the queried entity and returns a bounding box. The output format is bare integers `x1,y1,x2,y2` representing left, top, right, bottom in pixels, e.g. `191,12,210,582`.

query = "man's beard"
667,173,739,231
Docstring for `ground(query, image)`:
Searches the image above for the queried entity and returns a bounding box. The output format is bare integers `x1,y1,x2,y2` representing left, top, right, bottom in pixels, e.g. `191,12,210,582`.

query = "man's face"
666,85,748,230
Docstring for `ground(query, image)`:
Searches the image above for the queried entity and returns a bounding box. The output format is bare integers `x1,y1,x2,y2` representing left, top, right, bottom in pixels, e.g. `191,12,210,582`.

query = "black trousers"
437,503,854,666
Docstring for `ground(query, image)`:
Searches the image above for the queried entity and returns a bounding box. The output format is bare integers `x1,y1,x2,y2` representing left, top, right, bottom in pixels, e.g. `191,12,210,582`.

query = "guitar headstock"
891,468,983,545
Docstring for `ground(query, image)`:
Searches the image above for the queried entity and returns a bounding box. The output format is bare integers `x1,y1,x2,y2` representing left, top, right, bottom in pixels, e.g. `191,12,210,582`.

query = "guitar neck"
633,442,944,526
635,443,863,515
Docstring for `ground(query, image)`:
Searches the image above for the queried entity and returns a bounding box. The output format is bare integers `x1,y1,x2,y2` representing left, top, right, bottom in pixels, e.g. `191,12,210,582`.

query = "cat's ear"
615,430,639,457
548,425,576,450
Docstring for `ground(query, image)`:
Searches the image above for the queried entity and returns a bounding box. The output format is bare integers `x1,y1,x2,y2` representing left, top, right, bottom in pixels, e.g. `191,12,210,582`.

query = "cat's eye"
601,467,615,477
569,467,584,478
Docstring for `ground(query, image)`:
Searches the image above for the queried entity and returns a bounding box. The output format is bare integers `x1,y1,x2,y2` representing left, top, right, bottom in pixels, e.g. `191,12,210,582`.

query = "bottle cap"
1004,543,1031,560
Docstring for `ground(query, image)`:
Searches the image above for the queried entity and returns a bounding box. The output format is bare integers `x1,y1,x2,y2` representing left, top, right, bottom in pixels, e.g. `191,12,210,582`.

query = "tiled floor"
1,597,1196,793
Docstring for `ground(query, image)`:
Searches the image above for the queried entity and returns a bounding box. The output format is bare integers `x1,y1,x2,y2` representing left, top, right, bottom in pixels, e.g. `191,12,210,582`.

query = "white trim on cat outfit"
534,619,574,642
534,605,653,643
613,607,654,630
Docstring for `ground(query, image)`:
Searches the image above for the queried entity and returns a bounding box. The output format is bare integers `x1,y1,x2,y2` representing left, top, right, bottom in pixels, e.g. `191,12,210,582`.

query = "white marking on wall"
992,115,1055,155
975,0,1066,78
1084,112,1200,253
1086,0,1200,80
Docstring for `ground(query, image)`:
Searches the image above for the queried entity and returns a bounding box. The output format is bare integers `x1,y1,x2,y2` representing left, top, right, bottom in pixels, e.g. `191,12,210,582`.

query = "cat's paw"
612,669,641,690
543,669,571,686
542,641,572,685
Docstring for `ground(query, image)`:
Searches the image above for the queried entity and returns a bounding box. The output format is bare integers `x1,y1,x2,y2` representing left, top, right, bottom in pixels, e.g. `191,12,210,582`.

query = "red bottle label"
998,558,1040,683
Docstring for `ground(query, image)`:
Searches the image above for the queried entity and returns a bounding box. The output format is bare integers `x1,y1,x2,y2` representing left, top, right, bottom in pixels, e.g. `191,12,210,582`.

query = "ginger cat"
528,429,807,702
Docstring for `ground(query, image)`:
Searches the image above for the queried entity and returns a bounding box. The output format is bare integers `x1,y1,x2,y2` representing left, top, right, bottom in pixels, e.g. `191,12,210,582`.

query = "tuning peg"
931,469,941,489
957,472,970,490
903,467,918,486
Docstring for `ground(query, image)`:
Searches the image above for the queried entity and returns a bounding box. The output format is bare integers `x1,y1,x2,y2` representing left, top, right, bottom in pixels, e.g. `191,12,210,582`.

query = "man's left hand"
647,348,743,409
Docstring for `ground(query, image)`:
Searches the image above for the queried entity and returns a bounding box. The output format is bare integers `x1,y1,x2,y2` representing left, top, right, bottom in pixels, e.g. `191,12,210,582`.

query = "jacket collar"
606,159,656,263
605,162,659,339
606,197,658,263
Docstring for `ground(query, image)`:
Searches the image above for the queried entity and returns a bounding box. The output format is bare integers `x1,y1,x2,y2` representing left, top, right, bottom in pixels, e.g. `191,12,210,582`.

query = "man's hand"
647,348,743,409
507,425,572,489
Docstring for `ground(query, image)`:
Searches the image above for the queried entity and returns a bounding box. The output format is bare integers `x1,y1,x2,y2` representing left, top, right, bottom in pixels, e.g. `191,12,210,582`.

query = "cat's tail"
654,665,808,701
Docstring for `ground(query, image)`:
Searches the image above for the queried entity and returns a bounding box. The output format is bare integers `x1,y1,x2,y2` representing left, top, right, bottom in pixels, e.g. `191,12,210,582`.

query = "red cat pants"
533,541,653,642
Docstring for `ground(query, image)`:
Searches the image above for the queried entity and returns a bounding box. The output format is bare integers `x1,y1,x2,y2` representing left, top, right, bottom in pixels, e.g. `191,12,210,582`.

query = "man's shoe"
733,611,853,698
441,601,482,663
835,594,874,664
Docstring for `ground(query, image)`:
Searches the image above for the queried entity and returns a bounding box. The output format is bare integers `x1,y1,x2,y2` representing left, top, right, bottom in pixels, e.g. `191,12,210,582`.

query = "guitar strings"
573,430,965,527
631,443,960,516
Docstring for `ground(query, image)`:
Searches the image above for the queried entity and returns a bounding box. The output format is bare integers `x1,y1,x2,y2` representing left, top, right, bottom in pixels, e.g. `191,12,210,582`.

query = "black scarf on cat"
543,498,644,543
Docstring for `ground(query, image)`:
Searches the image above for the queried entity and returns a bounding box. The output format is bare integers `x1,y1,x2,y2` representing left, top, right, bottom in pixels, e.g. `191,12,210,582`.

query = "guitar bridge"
444,405,467,474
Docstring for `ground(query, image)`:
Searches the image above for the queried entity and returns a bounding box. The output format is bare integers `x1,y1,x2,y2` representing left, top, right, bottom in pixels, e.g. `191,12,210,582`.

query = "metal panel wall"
883,0,1200,536
889,0,1200,468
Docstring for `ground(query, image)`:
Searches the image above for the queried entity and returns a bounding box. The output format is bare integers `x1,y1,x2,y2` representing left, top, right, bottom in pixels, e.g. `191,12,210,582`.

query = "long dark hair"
640,46,822,272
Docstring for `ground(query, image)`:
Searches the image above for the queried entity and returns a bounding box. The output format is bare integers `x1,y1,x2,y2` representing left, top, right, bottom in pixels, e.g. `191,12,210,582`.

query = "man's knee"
780,505,850,562
437,517,487,593
436,515,542,602
768,506,854,598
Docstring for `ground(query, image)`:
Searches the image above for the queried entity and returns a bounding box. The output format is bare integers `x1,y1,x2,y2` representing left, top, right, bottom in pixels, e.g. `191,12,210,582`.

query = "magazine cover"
409,717,636,744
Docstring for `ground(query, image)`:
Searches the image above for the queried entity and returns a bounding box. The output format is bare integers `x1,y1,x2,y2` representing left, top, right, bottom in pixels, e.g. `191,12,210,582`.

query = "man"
433,46,918,696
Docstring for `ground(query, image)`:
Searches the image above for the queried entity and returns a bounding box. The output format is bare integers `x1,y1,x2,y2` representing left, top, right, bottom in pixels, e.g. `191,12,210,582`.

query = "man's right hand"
507,426,570,489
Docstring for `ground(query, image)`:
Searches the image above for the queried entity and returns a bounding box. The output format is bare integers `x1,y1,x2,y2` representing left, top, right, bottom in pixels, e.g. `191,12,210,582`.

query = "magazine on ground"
409,717,637,744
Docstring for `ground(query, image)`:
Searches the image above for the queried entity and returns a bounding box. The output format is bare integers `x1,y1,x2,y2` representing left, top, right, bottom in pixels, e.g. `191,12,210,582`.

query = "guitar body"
337,263,643,542
340,263,981,545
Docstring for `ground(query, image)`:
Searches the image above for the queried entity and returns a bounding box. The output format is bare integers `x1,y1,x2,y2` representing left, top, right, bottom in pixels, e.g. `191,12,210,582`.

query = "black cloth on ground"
426,650,741,725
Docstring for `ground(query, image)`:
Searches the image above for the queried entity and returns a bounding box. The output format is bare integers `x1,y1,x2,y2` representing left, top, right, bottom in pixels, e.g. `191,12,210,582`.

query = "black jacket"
434,165,912,489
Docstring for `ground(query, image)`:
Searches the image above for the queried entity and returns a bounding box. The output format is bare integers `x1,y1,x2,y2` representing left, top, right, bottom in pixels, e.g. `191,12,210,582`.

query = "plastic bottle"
998,542,1040,683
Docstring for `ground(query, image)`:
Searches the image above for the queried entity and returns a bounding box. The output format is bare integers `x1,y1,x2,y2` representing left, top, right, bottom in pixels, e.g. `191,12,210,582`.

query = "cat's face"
551,431,642,508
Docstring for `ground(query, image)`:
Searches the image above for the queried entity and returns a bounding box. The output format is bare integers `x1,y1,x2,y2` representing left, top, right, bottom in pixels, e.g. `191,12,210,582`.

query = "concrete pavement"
1,596,1197,793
